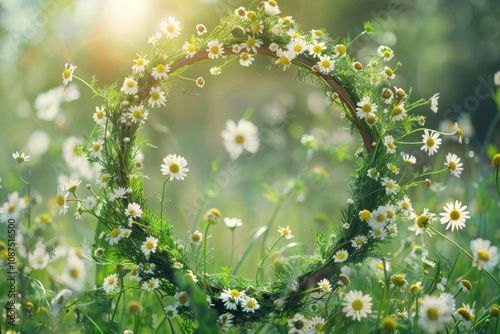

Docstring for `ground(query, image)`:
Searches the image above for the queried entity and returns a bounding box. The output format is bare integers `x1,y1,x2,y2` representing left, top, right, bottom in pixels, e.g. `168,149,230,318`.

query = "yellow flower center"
126,80,135,88
448,161,456,171
166,24,175,33
246,299,256,308
477,250,490,261
457,308,473,322
391,107,403,117
391,274,405,287
147,281,156,288
246,38,255,48
145,241,155,250
293,44,303,53
235,134,245,144
229,289,240,298
292,32,300,38
383,51,392,58
388,142,395,149
56,194,65,206
382,90,392,99
268,0,277,6
387,210,395,219
386,182,394,189
136,58,144,65
282,229,290,237
196,78,204,85
178,293,189,305
241,53,250,61
210,46,220,55
101,175,108,183
360,210,371,221
247,11,256,19
144,264,151,270
110,228,120,238
376,213,385,223
312,45,323,54
151,91,159,100
356,239,364,245
426,138,435,147
401,202,409,210
321,59,331,68
449,209,460,221
63,69,71,79
70,268,80,278
336,44,346,55
169,163,180,173
156,64,166,74
107,277,116,285
416,215,429,228
352,300,363,311
133,109,141,118
96,110,104,119
187,44,196,52
192,233,201,242
279,56,290,66
337,252,346,260
385,68,394,76
93,143,101,152
361,103,372,113
426,307,439,320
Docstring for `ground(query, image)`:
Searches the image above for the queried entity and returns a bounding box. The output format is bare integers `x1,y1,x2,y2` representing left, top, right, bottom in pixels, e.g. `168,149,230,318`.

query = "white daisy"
183,42,197,58
148,32,162,45
51,289,73,316
221,119,259,160
444,153,464,177
317,55,335,74
174,291,190,308
390,103,407,121
421,130,442,156
408,208,435,237
317,278,332,292
62,63,76,86
369,226,388,240
243,36,263,53
287,38,307,55
164,305,178,319
383,135,397,154
125,202,143,218
239,52,254,67
333,249,348,262
383,66,395,79
419,295,452,334
189,231,203,246
93,106,107,125
470,238,499,271
241,296,260,313
12,151,31,163
342,290,372,321
141,236,158,256
224,217,243,229
351,235,367,249
151,63,170,80
210,66,222,75
308,40,325,58
103,274,118,293
356,96,377,119
263,0,280,15
148,87,167,108
206,40,224,59
128,105,148,124
196,77,205,88
430,93,439,113
439,200,470,231
278,226,294,239
377,45,394,61
195,24,207,35
161,154,189,181
382,88,394,104
120,77,138,95
381,178,398,195
274,49,295,71
132,54,149,73
106,227,122,245
160,17,181,39
141,278,159,291
397,195,413,215
220,289,245,310
401,152,416,165
55,185,69,214
367,168,379,180
456,304,475,330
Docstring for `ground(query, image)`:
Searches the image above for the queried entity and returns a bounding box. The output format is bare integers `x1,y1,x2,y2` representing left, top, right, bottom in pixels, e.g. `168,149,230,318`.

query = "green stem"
255,236,283,284
259,203,283,260
107,285,123,334
495,168,500,197
415,296,419,334
230,229,235,267
160,178,169,227
167,318,176,334
203,223,211,289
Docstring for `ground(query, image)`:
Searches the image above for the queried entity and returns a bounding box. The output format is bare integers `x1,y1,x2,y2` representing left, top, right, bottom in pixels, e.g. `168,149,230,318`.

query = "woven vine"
60,0,461,331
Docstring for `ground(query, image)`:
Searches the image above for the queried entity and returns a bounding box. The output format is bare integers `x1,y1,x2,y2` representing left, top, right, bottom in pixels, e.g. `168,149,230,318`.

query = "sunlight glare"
102,0,151,36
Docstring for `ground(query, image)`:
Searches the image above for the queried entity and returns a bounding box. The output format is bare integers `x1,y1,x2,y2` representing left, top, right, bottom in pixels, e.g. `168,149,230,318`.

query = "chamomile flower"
458,279,472,294
470,238,499,271
308,40,325,58
377,45,394,61
317,55,335,74
148,32,162,45
333,249,349,262
381,88,394,103
189,231,203,246
218,313,234,331
51,289,73,316
275,49,295,71
160,17,181,39
359,209,371,222
107,187,128,202
383,135,397,154
351,235,367,249
356,96,377,119
103,274,118,293
151,63,170,80
221,119,259,160
195,23,207,35
308,316,326,332
207,40,224,59
278,226,294,239
369,226,388,240
390,104,407,121
164,305,178,319
234,7,247,18
409,208,435,237
106,228,122,245
242,296,260,313
342,290,373,321
381,178,398,195
148,87,167,108
161,154,189,181
141,236,158,256
421,130,442,156
287,314,309,332
367,168,379,180
390,274,408,291
444,153,463,177
129,267,140,281
13,151,31,163
387,223,398,237
196,77,205,88
62,63,76,86
132,54,149,73
456,304,475,330
248,20,264,34
141,278,159,292
125,202,143,218
93,106,107,125
439,201,470,231
401,152,416,165
243,36,263,53
317,278,332,292
429,93,439,113
183,42,197,58
383,66,395,79
419,295,452,334
263,0,280,15
239,52,254,66
220,289,245,310
224,217,243,229
120,77,138,95
397,195,413,215
128,105,148,124
56,185,69,214
287,38,307,55
210,66,222,75
174,291,190,307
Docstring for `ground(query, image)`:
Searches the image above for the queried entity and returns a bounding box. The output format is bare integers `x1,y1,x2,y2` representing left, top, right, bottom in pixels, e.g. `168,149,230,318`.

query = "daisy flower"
161,154,189,181
120,77,138,95
470,238,499,271
456,304,475,330
103,273,118,293
408,208,435,237
148,87,167,108
196,23,207,35
141,236,158,256
164,305,178,319
430,93,439,113
243,36,263,53
397,195,413,215
333,249,349,262
308,40,325,58
128,105,148,124
383,66,395,79
263,0,280,15
421,130,442,156
444,153,463,177
367,168,379,180
221,119,259,160
160,17,181,39
274,49,295,71
206,40,224,59
387,223,398,237
55,185,69,215
278,226,294,239
381,178,398,195
151,63,170,80
242,296,260,313
129,267,140,281
218,313,234,332
401,152,416,165
220,288,245,310
342,290,372,321
62,63,76,86
368,207,387,228
106,228,122,245
224,217,243,229
334,44,347,57
308,316,325,332
356,96,377,119
317,278,332,292
93,106,107,125
351,235,367,249
140,262,156,275
196,77,205,88
287,314,309,332
317,55,335,74
383,135,397,154
419,295,452,334
390,274,408,291
183,42,197,58
390,104,407,121
125,202,143,218
51,289,73,316
377,45,394,61
12,151,30,163
174,291,190,307
239,52,254,67
457,279,472,294
359,209,371,222
287,38,307,55
369,226,388,240
248,20,264,34
210,66,222,75
141,278,159,291
189,231,203,246
234,6,247,18
439,200,470,231
148,32,162,45
132,54,149,73
382,88,394,103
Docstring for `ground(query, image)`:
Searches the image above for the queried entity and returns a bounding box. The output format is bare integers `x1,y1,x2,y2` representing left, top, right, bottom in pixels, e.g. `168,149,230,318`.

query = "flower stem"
255,236,283,284
160,178,169,228
203,223,211,289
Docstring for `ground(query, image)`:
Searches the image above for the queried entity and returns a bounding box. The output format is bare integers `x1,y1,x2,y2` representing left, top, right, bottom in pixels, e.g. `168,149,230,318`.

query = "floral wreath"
53,0,493,332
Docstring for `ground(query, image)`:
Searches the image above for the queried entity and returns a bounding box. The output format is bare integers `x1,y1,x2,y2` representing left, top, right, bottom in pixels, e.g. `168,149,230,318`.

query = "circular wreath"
60,0,462,331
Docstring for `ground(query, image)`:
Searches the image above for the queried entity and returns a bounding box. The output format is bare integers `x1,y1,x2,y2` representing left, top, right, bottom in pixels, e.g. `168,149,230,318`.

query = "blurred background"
1,0,499,278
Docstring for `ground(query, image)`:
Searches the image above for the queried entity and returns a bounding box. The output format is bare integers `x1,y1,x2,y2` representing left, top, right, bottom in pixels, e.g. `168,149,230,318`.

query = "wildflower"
419,295,452,334
161,154,189,181
390,274,408,291
342,290,372,321
390,104,407,121
333,249,349,262
381,178,398,195
470,238,499,271
458,279,472,294
308,316,325,332
148,32,162,45
370,226,388,240
151,63,170,80
220,288,245,310
164,305,178,319
351,235,367,249
160,17,181,39
439,200,470,231
338,273,351,289
204,208,221,224
248,20,264,34
456,304,475,329
492,153,500,168
429,93,439,113
287,38,307,55
308,40,325,58
318,278,332,292
495,71,500,86
93,106,107,125
12,151,31,163
239,52,254,67
243,36,263,53
356,96,377,120
132,54,149,73
172,262,183,270
397,195,413,215
221,119,259,160
234,6,247,18
148,87,167,108
196,77,205,88
62,63,76,86
359,209,371,222
103,274,119,293
395,309,408,319
218,313,234,332
141,236,158,256
418,116,426,126
317,55,335,74
278,226,294,239
421,130,442,156
120,77,138,95
383,135,397,154
409,208,435,236
51,289,73,316
401,152,416,166
108,187,128,202
174,291,190,307
263,0,280,15
196,23,207,35
189,231,203,246
436,277,447,292
242,296,260,313
410,282,422,295
444,153,463,177
490,304,500,317
275,49,295,71
139,262,156,275
377,45,394,61
422,256,436,270
210,66,222,75
207,40,224,59
387,223,398,237
125,202,143,218
141,278,159,291
55,185,70,214
184,270,197,283
224,217,243,229
106,228,122,245
334,44,347,57
369,207,387,228
287,314,309,332
383,66,395,79
367,168,379,180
